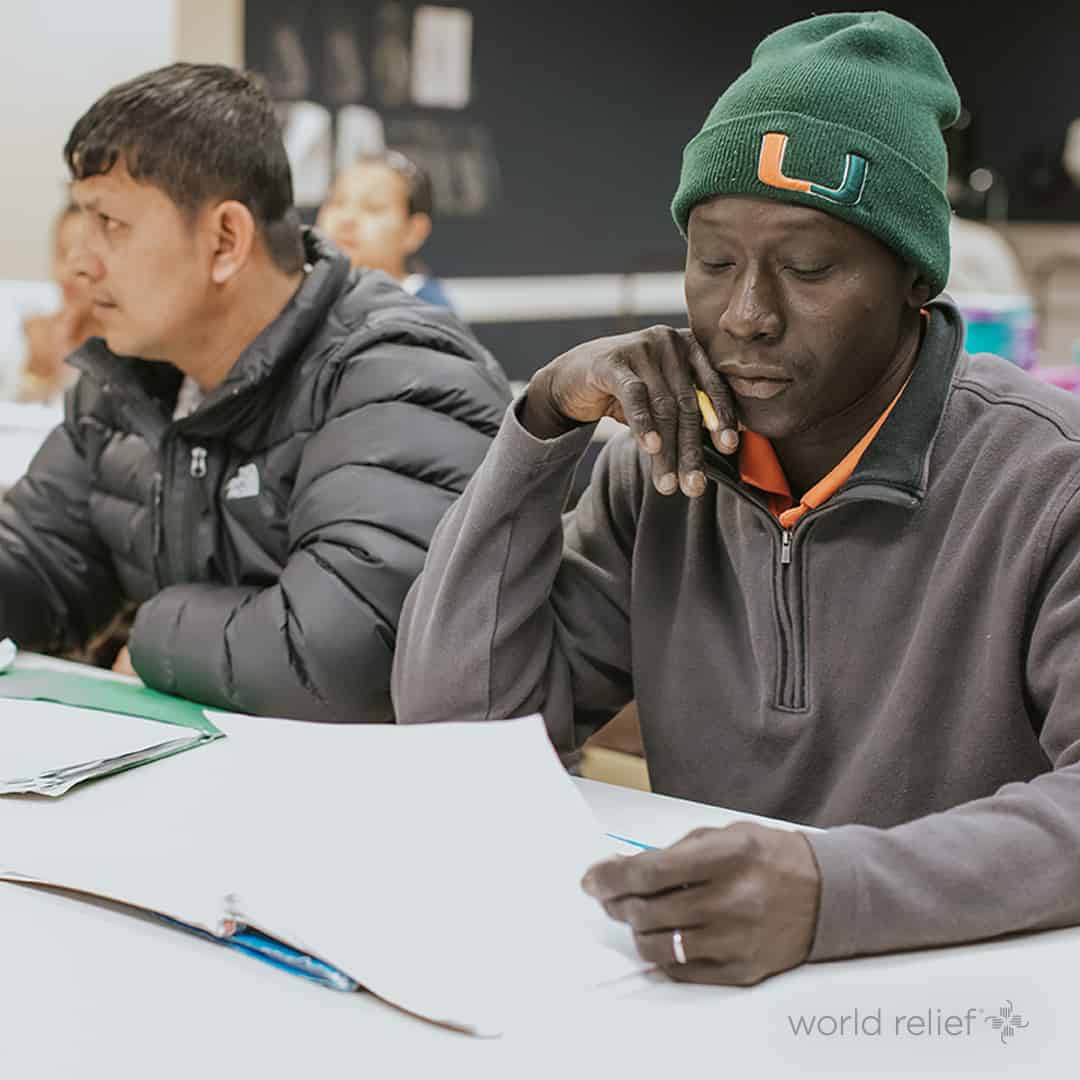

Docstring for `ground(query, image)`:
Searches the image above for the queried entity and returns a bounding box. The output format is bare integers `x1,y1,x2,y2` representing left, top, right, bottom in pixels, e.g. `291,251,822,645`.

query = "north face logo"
757,132,867,207
224,463,260,500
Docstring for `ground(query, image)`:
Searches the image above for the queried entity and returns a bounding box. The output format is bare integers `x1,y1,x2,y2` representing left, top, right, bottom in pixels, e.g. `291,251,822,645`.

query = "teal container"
957,294,1037,369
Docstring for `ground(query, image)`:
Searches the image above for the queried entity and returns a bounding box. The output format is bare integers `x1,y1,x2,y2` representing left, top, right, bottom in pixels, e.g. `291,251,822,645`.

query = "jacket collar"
848,295,964,501
69,228,350,418
704,295,965,509
212,228,350,401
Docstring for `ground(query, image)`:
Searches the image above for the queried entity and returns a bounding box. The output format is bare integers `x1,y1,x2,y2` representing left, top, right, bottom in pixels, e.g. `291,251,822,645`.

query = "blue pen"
156,913,358,992
605,832,657,851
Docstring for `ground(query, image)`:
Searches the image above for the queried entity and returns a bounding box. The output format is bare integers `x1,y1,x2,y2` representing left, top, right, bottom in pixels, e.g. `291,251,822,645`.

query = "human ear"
208,200,257,285
905,269,932,309
402,212,432,256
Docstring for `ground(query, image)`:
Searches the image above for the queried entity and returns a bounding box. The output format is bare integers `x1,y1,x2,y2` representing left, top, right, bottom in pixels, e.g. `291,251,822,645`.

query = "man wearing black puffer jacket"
0,62,509,723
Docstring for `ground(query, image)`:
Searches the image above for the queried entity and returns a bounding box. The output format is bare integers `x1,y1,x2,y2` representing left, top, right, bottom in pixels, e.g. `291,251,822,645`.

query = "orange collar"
739,378,910,529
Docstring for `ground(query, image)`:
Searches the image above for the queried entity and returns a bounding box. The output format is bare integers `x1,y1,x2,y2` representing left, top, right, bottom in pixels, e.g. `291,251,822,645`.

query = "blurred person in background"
317,150,456,312
17,203,102,404
947,215,1031,297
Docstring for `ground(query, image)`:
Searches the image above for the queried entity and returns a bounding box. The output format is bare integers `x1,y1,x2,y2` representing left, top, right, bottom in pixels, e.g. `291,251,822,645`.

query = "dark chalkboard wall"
245,2,1080,279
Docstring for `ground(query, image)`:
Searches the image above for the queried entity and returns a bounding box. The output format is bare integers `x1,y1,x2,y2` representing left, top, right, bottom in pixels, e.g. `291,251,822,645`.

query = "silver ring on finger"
672,928,687,965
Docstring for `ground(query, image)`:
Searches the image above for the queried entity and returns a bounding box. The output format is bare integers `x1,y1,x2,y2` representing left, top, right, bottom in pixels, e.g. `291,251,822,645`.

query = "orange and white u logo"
757,132,867,206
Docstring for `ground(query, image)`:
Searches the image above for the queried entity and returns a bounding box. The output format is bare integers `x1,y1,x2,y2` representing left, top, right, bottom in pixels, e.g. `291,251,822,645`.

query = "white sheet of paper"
0,712,643,1033
0,699,203,792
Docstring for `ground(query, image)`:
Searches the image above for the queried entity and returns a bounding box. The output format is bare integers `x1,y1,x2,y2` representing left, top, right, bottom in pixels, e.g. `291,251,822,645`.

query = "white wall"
174,0,243,67
0,0,243,282
0,2,174,280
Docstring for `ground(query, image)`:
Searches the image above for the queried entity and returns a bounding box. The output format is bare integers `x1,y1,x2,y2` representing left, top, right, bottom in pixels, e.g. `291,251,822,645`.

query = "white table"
0,658,1071,1078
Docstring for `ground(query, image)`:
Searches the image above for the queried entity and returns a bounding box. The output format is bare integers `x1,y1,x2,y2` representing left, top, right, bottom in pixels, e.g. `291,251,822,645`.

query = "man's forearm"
392,398,595,739
0,522,86,652
130,578,402,723
806,764,1080,961
0,418,126,653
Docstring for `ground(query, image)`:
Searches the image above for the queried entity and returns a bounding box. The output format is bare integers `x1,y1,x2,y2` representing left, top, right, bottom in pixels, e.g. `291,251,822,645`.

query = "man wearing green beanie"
393,13,1080,983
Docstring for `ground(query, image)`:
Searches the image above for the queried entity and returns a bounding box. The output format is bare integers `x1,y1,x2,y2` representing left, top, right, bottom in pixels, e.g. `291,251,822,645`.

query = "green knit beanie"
671,11,961,295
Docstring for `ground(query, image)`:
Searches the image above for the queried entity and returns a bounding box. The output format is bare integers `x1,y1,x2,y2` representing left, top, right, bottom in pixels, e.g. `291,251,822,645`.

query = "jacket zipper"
704,460,920,713
770,491,918,709
154,443,210,585
151,471,164,588
775,525,806,709
182,446,209,580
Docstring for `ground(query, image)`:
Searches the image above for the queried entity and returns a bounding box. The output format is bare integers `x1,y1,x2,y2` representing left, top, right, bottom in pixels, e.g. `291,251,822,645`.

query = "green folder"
0,668,219,733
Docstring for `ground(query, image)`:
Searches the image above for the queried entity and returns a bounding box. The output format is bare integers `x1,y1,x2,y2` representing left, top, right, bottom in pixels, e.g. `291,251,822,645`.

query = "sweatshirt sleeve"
392,397,639,748
807,480,1080,961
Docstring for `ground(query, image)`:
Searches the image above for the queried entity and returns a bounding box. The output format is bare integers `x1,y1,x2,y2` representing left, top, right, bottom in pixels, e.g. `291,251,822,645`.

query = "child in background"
18,204,101,403
316,150,456,312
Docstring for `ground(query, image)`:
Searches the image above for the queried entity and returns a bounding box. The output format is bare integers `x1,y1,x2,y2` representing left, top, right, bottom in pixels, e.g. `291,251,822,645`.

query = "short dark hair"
64,62,304,273
358,149,434,217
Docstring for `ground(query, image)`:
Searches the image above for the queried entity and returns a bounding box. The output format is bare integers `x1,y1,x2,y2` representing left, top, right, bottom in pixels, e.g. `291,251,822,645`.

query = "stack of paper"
0,712,643,1034
0,700,221,796
0,667,223,796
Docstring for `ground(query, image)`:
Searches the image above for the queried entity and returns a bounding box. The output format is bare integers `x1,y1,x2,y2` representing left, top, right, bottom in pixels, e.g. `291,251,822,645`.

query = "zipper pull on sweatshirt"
780,528,792,566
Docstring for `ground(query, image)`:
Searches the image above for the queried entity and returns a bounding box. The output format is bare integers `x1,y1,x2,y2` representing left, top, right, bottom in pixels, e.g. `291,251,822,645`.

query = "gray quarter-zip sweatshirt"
392,298,1080,962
